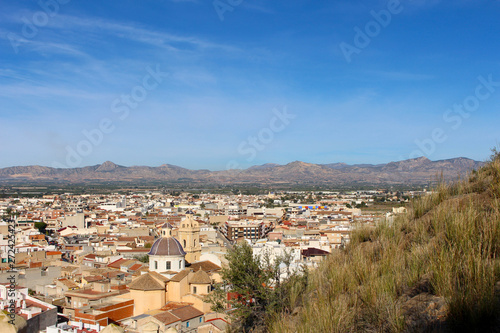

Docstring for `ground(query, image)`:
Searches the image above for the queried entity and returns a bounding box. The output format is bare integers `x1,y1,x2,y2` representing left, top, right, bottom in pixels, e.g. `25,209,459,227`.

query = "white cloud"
50,15,240,53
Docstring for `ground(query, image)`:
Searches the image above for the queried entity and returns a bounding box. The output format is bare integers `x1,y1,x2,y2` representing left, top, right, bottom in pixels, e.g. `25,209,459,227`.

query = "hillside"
0,157,484,185
268,151,500,332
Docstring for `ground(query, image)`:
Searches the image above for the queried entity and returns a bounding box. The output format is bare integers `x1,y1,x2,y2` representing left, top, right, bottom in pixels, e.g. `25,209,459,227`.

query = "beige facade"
190,283,210,296
130,289,165,316
178,215,201,263
127,266,215,314
181,294,212,313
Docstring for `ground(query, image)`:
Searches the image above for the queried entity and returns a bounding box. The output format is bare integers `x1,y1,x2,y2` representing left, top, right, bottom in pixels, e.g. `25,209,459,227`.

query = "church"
125,214,221,316
147,214,202,278
147,222,186,278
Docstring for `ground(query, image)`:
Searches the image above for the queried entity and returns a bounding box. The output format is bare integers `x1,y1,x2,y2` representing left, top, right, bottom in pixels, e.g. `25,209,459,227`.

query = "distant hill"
0,157,484,185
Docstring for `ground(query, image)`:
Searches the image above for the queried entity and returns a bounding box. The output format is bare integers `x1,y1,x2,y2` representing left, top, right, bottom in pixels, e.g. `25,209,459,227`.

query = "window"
154,261,158,269
166,261,171,270
183,240,186,248
207,286,210,293
179,261,181,269
193,286,197,294
186,322,190,328
199,317,203,323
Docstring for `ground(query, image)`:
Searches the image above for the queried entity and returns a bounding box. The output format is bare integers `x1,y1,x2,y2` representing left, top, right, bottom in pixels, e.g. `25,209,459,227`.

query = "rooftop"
128,273,166,291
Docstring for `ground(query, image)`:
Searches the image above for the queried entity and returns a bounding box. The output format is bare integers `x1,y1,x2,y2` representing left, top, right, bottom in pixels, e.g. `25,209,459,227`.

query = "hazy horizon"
1,1,499,170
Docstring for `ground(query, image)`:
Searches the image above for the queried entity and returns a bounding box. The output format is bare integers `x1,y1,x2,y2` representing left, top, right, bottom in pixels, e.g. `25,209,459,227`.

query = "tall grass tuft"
269,149,500,332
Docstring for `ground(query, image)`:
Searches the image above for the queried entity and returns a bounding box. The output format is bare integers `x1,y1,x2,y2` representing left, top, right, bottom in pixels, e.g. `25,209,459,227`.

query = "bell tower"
178,213,201,263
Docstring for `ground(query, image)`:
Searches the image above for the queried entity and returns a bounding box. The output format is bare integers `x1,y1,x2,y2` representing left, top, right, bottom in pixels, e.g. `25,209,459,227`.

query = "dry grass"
269,151,500,332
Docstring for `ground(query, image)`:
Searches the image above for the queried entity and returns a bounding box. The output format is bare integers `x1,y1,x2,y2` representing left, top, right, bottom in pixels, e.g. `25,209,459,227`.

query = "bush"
207,242,306,332
34,222,47,234
134,254,149,263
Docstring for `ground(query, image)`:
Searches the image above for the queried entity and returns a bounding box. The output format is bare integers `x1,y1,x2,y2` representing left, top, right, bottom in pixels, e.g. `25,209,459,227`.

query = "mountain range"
0,157,485,186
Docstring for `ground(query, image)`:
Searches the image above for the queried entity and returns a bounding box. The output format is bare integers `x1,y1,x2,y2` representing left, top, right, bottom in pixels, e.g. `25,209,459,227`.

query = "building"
127,265,215,315
73,298,134,327
198,318,229,333
221,220,266,242
61,213,85,229
128,272,169,315
0,284,57,333
148,223,186,277
178,214,201,263
62,281,127,320
124,303,205,332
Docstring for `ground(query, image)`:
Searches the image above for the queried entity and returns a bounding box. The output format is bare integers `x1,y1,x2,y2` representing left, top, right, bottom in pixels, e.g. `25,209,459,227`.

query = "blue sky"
0,0,499,170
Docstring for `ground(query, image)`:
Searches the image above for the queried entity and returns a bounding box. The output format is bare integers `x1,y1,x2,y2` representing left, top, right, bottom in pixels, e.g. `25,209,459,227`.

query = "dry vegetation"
268,150,500,332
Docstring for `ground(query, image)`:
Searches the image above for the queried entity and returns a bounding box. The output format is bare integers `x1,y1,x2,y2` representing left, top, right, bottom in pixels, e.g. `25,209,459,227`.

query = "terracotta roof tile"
170,305,204,321
57,278,79,289
128,264,143,271
149,271,169,283
188,260,221,272
84,275,105,282
189,269,211,284
153,311,181,325
107,258,128,269
169,269,192,282
129,273,165,291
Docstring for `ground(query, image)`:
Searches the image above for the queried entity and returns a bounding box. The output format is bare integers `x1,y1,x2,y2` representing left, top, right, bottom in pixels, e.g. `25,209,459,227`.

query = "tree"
134,254,149,263
144,243,152,248
264,198,275,208
34,222,47,234
355,201,367,208
207,242,306,332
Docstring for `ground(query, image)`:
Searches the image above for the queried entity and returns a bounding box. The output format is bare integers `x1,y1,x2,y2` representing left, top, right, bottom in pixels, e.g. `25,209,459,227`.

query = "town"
0,188,420,332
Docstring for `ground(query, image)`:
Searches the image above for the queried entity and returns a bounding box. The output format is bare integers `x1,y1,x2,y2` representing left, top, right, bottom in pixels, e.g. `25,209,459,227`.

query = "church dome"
148,237,186,256
0,310,27,333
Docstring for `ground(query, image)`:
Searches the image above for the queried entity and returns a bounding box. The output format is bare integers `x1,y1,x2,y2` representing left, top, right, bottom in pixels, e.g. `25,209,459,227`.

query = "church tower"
178,213,201,263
